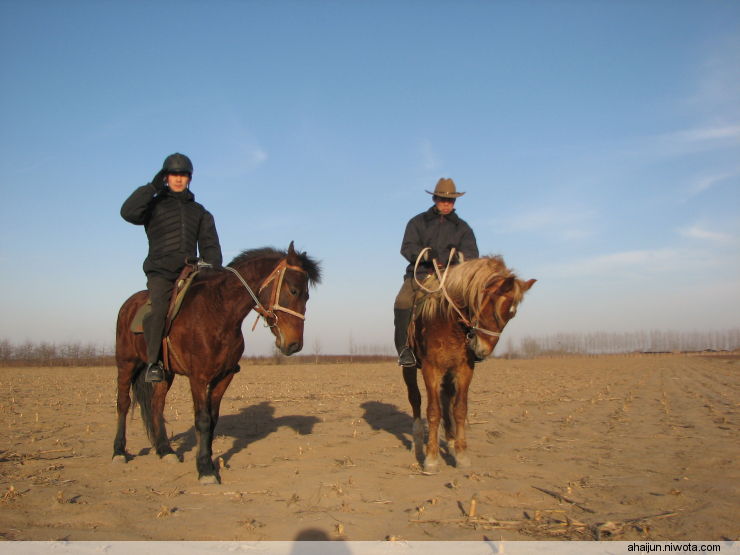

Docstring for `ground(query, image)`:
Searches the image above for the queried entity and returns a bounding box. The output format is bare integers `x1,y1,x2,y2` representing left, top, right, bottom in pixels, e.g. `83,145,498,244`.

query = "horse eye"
290,288,298,296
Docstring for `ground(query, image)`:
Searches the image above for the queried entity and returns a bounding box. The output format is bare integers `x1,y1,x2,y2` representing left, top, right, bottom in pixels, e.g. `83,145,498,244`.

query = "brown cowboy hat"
426,177,465,198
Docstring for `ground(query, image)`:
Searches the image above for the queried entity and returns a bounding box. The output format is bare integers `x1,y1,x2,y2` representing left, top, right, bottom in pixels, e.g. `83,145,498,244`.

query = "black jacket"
400,206,479,279
121,184,222,280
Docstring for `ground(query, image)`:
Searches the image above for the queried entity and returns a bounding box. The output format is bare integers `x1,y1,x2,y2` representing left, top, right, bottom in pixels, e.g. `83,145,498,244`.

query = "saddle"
129,263,200,335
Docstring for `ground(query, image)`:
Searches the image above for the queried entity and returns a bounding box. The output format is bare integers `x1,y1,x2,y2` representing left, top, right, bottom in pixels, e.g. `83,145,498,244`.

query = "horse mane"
418,255,524,322
227,247,322,286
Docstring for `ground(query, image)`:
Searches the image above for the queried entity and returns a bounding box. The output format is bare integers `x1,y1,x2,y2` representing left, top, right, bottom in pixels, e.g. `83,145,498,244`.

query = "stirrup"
398,346,417,367
144,362,165,383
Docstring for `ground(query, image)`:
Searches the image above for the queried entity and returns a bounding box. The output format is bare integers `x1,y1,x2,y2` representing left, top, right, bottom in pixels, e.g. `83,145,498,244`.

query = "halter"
413,249,505,341
224,258,308,331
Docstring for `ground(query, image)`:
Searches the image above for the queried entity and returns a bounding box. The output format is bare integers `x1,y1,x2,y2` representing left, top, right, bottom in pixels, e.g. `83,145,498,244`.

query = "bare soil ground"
0,355,737,541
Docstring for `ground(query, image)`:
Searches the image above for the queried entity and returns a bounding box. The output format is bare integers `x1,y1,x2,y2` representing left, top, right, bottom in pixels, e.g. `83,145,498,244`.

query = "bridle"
224,259,308,330
413,248,512,342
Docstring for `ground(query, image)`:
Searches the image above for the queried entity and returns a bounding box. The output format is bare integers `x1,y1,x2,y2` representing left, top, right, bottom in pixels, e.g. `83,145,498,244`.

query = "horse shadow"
359,401,415,451
171,401,319,464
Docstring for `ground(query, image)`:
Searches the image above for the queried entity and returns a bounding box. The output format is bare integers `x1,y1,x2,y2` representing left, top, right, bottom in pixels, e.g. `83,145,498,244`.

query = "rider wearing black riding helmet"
121,153,222,383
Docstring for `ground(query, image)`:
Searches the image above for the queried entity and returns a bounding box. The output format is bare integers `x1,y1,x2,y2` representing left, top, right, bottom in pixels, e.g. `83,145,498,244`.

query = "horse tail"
131,367,156,444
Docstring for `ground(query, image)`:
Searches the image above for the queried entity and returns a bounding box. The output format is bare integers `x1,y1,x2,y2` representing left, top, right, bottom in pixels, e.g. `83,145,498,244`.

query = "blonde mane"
418,256,525,322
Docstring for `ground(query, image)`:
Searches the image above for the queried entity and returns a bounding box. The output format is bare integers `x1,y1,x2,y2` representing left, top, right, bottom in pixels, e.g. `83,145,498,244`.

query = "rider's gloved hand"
149,170,167,194
425,248,439,262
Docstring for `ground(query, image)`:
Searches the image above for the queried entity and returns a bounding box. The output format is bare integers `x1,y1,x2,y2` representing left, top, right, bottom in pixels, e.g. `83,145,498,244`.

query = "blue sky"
1,1,738,356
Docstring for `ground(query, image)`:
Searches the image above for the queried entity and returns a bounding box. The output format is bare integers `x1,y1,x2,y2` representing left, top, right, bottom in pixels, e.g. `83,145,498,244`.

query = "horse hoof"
161,453,179,464
111,455,127,464
198,474,219,485
422,459,440,474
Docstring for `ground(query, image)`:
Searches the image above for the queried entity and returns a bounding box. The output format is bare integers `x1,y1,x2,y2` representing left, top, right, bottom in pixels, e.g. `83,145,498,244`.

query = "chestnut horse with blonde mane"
113,243,320,483
404,255,535,472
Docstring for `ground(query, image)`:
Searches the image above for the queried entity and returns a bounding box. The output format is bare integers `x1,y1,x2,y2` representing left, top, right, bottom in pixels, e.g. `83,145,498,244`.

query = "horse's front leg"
190,378,218,484
421,365,443,473
441,373,456,448
112,361,137,462
402,366,424,462
450,367,473,468
208,372,235,455
151,375,177,462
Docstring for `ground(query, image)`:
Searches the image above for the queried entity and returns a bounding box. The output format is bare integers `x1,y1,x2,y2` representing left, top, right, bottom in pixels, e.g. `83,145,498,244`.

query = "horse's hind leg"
450,368,473,469
113,360,138,462
402,366,424,462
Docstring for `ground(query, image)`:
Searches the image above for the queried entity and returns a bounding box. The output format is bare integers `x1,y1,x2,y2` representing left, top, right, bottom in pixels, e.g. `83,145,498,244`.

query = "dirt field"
0,355,737,541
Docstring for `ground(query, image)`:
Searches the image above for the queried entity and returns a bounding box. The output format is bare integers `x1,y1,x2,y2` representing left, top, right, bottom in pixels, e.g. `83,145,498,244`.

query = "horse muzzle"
468,333,497,361
280,340,302,356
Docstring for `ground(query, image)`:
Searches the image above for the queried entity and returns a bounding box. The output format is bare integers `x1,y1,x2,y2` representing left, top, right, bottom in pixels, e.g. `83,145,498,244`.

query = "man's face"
434,196,456,215
167,172,191,192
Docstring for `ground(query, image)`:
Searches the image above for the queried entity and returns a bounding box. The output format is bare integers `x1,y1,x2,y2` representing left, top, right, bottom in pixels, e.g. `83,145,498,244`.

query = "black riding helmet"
162,153,193,175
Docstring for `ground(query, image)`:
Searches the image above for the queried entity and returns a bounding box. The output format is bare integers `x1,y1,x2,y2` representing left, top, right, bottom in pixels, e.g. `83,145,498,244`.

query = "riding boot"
394,308,417,367
142,274,172,384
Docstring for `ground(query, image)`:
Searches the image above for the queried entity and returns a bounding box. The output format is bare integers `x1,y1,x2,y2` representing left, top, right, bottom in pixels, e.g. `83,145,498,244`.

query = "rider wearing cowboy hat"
394,178,479,367
121,153,222,383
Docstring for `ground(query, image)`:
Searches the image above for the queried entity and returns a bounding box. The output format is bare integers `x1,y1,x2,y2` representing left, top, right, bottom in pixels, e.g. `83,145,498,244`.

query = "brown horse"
403,255,535,473
113,242,321,483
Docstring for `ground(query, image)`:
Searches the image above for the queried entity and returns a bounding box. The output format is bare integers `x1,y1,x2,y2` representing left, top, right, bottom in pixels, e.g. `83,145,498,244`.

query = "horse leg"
150,376,177,462
421,365,443,473
113,360,139,462
450,367,473,468
190,378,219,484
207,372,235,463
441,372,457,450
402,366,424,462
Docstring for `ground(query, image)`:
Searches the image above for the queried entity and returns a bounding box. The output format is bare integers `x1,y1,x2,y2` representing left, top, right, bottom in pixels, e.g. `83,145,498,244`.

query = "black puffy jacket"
400,206,479,279
121,184,222,279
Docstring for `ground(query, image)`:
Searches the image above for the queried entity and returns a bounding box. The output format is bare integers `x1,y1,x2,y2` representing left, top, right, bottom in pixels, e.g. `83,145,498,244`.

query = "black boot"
144,362,165,383
394,308,417,367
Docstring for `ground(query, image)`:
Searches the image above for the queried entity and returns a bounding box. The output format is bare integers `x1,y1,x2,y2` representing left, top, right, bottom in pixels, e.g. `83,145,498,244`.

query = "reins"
413,249,502,340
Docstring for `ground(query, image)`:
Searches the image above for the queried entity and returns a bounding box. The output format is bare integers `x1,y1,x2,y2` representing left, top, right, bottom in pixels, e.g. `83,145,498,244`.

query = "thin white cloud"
686,170,739,197
493,205,597,240
246,147,268,167
678,225,734,243
687,34,740,119
665,125,740,144
419,139,439,171
546,248,688,279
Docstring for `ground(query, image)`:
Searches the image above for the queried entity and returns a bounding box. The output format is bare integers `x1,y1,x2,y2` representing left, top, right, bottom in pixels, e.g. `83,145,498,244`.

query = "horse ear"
287,241,299,265
523,279,536,291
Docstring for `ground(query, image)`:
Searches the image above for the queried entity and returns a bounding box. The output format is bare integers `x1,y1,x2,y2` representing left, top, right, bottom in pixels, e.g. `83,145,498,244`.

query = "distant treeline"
506,329,740,358
0,339,115,367
1,329,738,367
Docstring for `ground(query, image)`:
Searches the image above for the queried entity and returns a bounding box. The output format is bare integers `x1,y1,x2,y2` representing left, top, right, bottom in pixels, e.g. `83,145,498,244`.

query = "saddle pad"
130,300,151,334
128,267,200,334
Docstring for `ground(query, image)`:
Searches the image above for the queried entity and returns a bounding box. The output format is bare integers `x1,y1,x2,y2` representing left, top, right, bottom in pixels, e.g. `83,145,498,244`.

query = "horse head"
468,274,536,360
258,241,321,356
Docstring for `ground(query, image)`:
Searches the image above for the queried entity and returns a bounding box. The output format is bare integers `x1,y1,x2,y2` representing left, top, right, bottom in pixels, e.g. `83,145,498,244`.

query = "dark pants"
142,273,174,364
